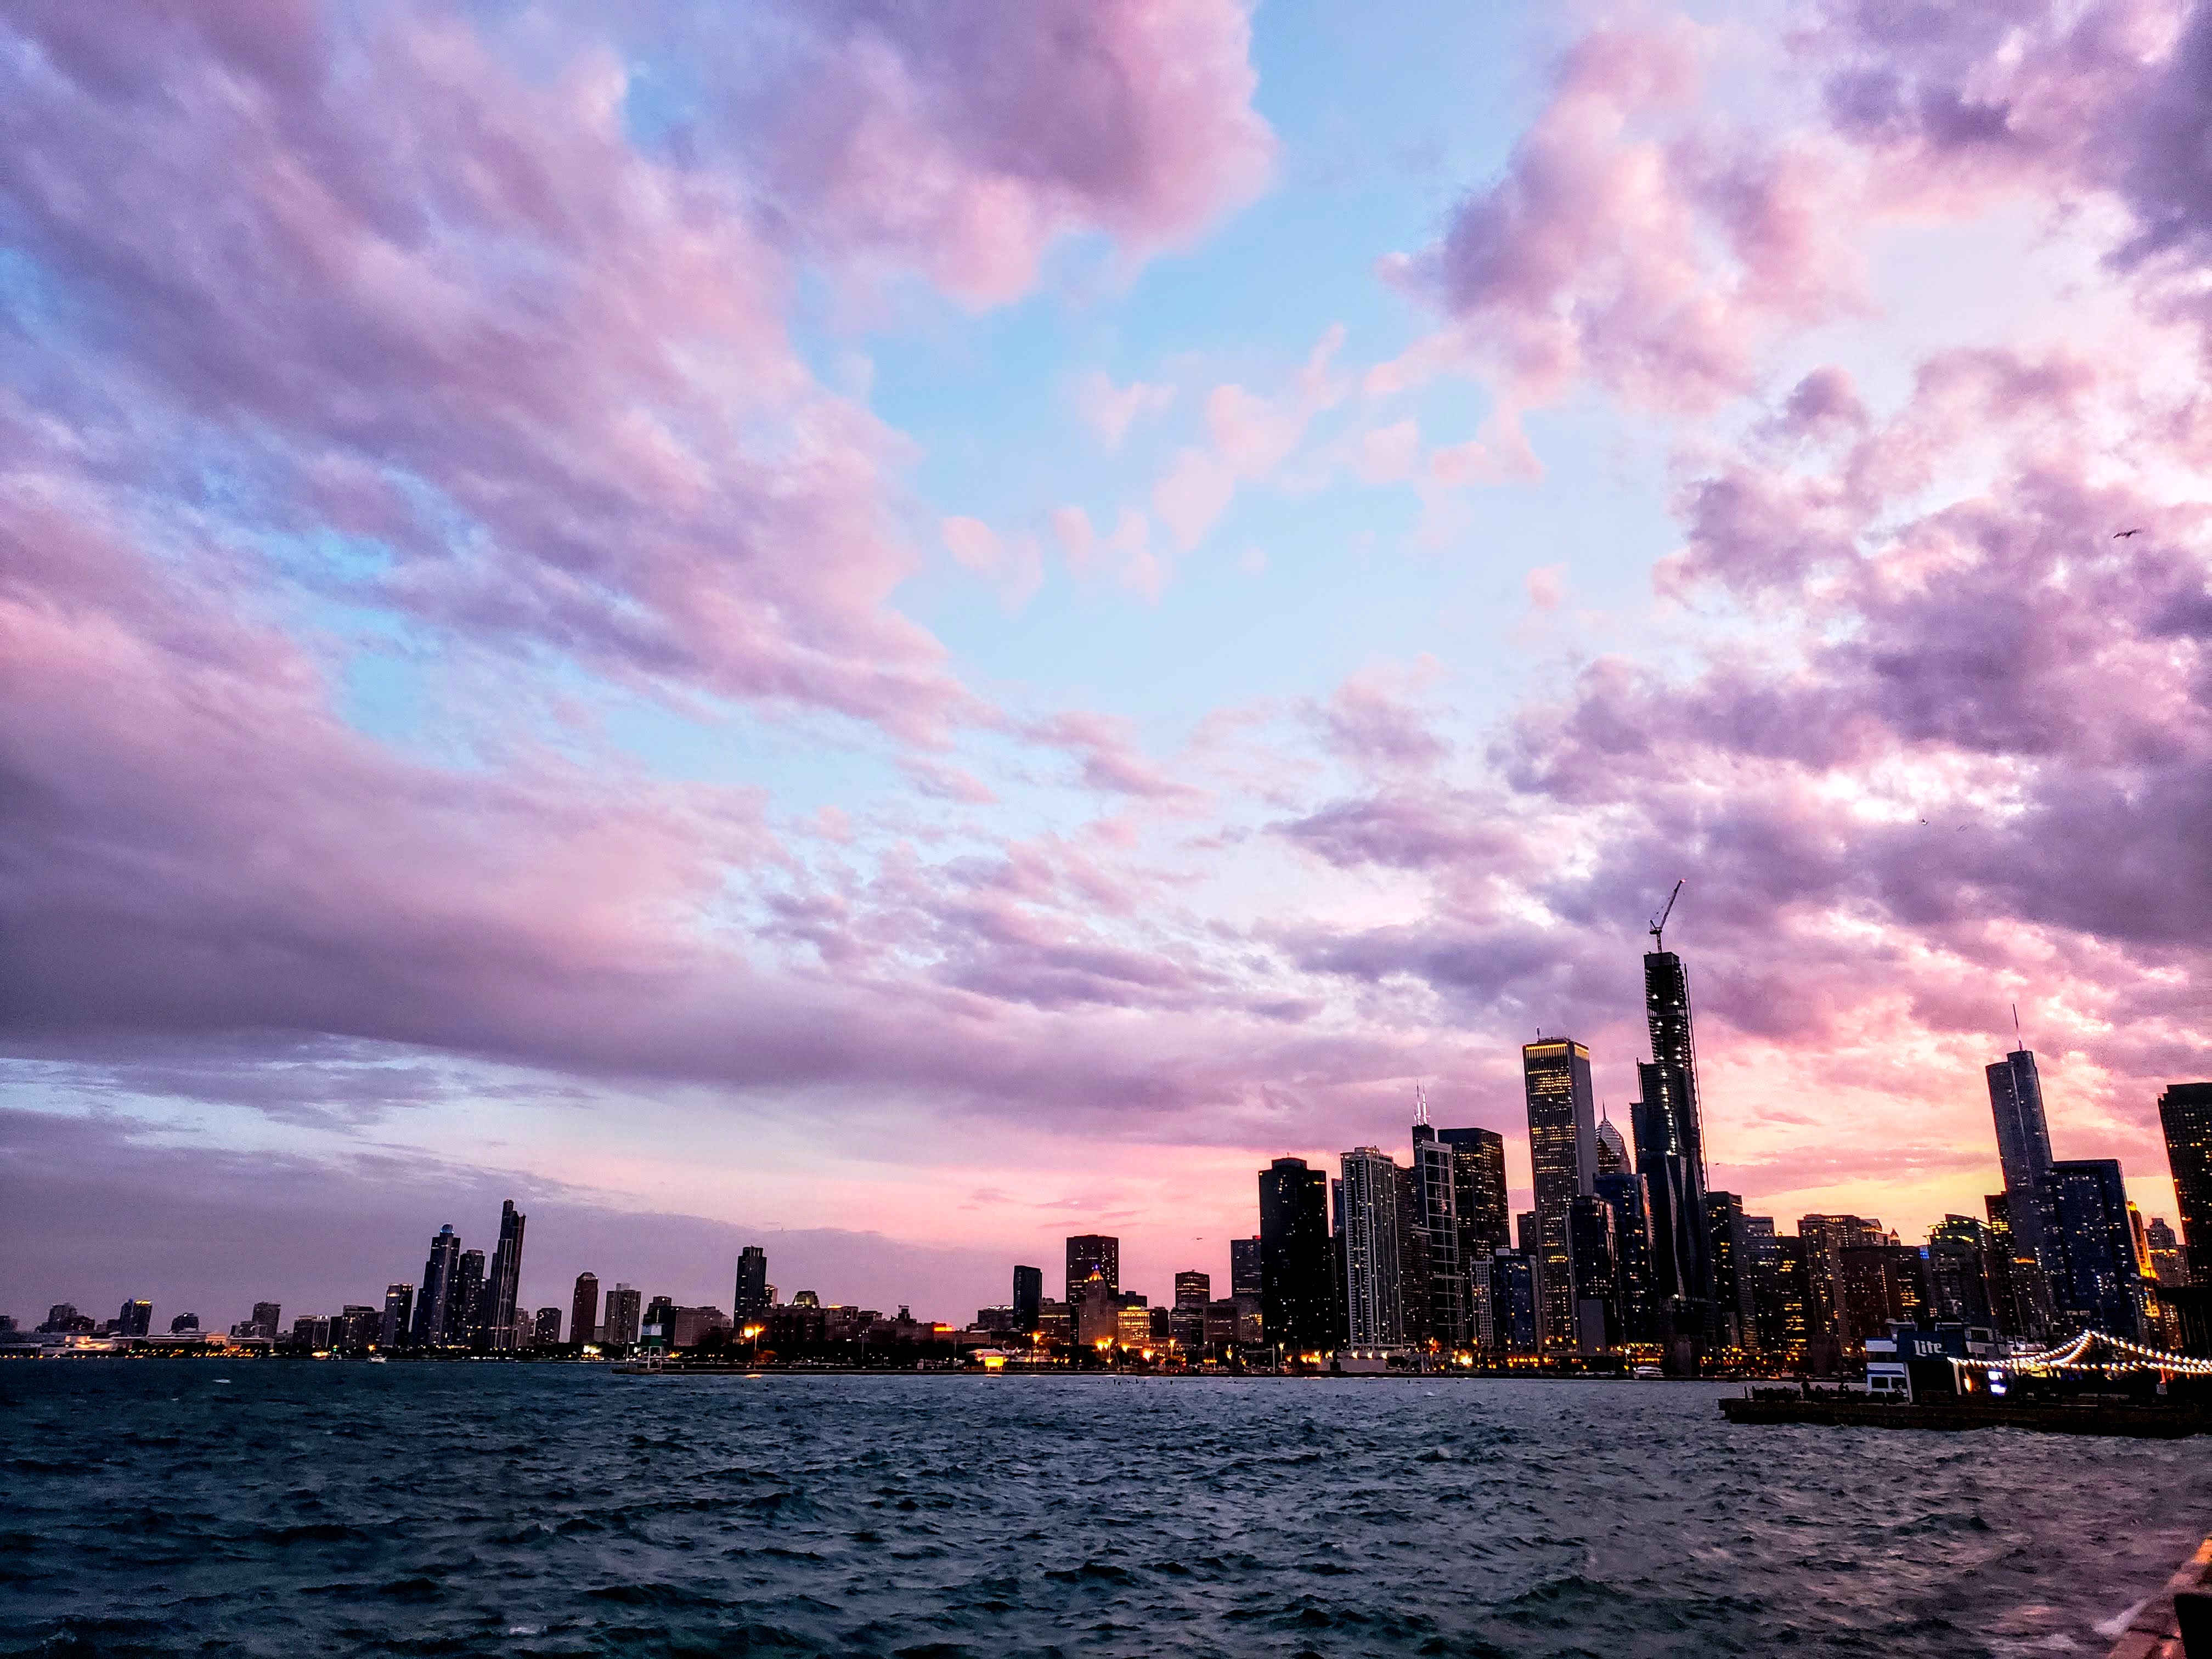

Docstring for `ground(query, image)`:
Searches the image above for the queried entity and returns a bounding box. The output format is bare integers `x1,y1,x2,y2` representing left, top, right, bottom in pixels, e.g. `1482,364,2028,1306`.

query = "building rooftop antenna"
1413,1080,1431,1127
2012,1001,2025,1051
1650,877,1685,951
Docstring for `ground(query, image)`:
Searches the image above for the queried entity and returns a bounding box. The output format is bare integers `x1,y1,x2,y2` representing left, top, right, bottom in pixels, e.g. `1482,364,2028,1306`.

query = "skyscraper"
1797,1214,1888,1357
1635,935,1718,1359
2159,1083,2212,1280
1229,1237,1263,1299
1706,1193,1759,1350
117,1299,152,1338
380,1282,414,1349
413,1224,462,1346
602,1283,643,1348
1340,1146,1404,1346
1596,1169,1657,1344
1065,1235,1119,1302
1258,1158,1334,1353
1595,1113,1630,1176
1174,1271,1211,1308
532,1307,562,1348
1437,1127,1510,1258
484,1200,527,1352
2046,1159,2145,1339
453,1249,487,1347
2146,1216,2187,1286
1523,1037,1596,1350
1409,1119,1466,1348
1012,1265,1043,1332
571,1272,600,1348
1988,1048,2058,1272
734,1246,770,1323
249,1301,282,1341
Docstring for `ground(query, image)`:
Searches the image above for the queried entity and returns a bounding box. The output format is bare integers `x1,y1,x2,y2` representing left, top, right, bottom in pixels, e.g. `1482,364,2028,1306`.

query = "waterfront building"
380,1283,414,1348
1340,1146,1404,1347
1074,1270,1119,1347
2159,1083,2212,1280
1926,1216,1999,1326
117,1299,152,1338
1114,1304,1153,1348
1837,1244,1931,1344
1566,1193,1619,1349
483,1200,527,1352
1488,1252,1539,1354
2045,1159,2146,1339
1988,1047,2059,1286
1706,1193,1758,1350
1409,1115,1468,1350
293,1313,333,1351
1596,1169,1658,1344
1037,1298,1071,1342
1012,1265,1043,1331
1796,1214,1887,1358
734,1246,770,1323
1065,1235,1119,1302
1635,937,1718,1359
337,1306,380,1350
532,1307,562,1348
168,1312,199,1333
571,1273,600,1349
1229,1236,1262,1298
1258,1157,1334,1352
249,1301,281,1340
1524,1037,1597,1350
1750,1229,1807,1359
601,1283,643,1348
1983,1193,2053,1337
669,1306,731,1348
1175,1271,1210,1308
453,1249,487,1347
2147,1216,2187,1286
1395,1161,1432,1346
413,1225,462,1346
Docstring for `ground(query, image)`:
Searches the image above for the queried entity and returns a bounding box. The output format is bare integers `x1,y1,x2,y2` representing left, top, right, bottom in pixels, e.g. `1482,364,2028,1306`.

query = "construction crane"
1649,878,1685,951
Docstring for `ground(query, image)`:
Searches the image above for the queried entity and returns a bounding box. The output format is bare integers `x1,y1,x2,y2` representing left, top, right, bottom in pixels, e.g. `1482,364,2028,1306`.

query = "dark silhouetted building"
571,1272,600,1347
1926,1216,1998,1326
169,1312,199,1334
602,1283,643,1348
1635,943,1716,1362
1065,1235,1119,1303
2159,1083,2212,1280
484,1201,526,1352
453,1249,487,1347
1012,1265,1043,1332
1259,1157,1335,1353
249,1301,281,1340
1174,1270,1211,1308
1838,1244,1931,1344
1797,1214,1887,1357
117,1299,152,1338
1598,1169,1658,1345
1488,1252,1539,1354
2147,1216,2187,1286
1707,1193,1758,1350
1230,1236,1262,1298
1988,1047,2059,1290
414,1225,463,1346
380,1283,414,1349
1566,1193,1619,1348
1750,1227,1807,1360
1341,1146,1404,1346
1524,1038,1596,1350
1409,1121,1466,1348
734,1246,770,1323
532,1307,562,1348
2046,1158,2145,1339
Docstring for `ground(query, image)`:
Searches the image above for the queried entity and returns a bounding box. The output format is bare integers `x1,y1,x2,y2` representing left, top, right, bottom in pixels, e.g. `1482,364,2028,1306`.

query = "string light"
1965,1329,2212,1378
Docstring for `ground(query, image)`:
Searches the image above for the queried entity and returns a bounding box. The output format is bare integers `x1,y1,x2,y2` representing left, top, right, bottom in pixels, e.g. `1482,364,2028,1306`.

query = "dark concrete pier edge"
2108,1538,2212,1658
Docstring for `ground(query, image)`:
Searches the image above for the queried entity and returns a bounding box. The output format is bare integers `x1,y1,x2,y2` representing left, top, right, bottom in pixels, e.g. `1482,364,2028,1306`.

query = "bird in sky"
2114,528,2145,538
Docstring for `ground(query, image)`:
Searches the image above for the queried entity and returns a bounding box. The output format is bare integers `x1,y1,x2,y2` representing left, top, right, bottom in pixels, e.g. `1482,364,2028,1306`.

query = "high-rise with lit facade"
1340,1146,1404,1346
1988,1048,2058,1277
1409,1121,1466,1348
380,1283,414,1348
601,1283,643,1348
2159,1082,2212,1280
2046,1159,2146,1339
453,1249,487,1346
1229,1237,1262,1298
1524,1037,1597,1350
116,1299,152,1338
1258,1158,1334,1352
1064,1235,1119,1302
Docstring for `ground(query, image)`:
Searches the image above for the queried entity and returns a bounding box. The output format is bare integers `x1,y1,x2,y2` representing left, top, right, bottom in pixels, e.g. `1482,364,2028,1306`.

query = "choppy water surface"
4,1365,2207,1657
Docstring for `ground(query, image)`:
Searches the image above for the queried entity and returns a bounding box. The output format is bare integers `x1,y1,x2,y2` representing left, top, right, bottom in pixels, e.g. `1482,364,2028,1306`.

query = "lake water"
4,1364,2206,1657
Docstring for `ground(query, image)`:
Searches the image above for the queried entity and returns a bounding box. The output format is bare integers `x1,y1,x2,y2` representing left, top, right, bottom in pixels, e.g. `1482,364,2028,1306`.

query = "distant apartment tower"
1257,1157,1334,1352
532,1307,562,1348
1523,1037,1596,1350
601,1283,644,1348
117,1299,153,1338
571,1273,600,1348
483,1201,527,1352
1409,1118,1466,1348
2159,1083,2212,1280
1065,1235,1120,1302
733,1246,770,1323
249,1301,282,1340
170,1312,199,1334
2047,1159,2146,1339
1340,1146,1404,1346
2146,1216,2187,1286
1174,1271,1211,1308
1229,1237,1263,1299
453,1249,487,1346
1012,1265,1043,1332
413,1224,463,1346
380,1283,415,1348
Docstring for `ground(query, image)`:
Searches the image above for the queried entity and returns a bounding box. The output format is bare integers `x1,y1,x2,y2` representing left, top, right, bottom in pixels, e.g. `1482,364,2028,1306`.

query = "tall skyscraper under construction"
1632,890,1717,1361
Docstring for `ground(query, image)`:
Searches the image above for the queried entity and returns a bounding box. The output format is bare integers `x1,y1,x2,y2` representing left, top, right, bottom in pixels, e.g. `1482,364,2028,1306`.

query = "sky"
4,0,2211,1330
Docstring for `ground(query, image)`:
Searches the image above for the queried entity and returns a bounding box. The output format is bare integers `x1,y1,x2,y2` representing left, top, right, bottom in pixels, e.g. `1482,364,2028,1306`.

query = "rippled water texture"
5,1365,2208,1657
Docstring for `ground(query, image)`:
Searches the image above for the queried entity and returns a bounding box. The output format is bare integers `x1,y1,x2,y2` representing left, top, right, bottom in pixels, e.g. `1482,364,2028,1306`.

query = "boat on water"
1631,1365,1664,1379
366,1355,388,1364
